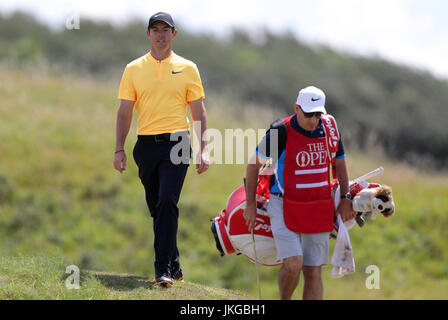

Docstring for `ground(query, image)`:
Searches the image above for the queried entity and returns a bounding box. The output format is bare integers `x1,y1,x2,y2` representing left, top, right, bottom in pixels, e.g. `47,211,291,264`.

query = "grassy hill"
0,253,248,299
1,66,448,299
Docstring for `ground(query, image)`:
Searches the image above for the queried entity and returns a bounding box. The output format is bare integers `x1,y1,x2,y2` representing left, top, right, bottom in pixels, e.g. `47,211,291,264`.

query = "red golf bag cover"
211,171,282,266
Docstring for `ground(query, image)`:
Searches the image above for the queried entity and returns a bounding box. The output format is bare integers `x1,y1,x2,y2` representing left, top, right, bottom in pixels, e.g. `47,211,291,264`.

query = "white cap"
296,86,327,114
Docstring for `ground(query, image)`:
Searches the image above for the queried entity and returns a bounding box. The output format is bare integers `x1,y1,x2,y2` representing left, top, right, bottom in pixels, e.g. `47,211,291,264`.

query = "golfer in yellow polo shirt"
113,12,209,287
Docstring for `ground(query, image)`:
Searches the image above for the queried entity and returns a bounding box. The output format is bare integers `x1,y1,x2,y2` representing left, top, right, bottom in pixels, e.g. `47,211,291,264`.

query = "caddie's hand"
243,203,257,231
113,150,127,174
196,149,210,174
337,198,356,222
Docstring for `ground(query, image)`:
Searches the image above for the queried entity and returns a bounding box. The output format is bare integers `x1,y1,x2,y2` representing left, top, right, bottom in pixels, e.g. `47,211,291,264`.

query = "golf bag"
211,168,393,266
210,168,282,266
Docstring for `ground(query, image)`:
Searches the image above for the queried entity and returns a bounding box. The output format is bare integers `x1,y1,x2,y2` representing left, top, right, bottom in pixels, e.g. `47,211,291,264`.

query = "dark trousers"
133,133,190,276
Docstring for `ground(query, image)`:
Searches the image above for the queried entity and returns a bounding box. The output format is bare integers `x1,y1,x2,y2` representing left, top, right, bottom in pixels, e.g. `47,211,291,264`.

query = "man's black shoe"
171,269,184,282
154,274,173,287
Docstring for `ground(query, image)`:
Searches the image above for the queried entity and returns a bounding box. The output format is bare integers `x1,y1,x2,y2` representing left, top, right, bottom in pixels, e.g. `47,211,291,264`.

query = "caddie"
114,12,209,287
244,86,355,300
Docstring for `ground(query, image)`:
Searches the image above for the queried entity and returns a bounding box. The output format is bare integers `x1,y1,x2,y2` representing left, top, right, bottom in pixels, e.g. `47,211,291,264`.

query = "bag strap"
321,114,340,178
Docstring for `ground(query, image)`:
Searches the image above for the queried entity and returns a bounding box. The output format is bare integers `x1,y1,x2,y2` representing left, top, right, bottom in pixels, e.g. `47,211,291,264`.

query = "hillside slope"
1,67,448,299
0,254,249,299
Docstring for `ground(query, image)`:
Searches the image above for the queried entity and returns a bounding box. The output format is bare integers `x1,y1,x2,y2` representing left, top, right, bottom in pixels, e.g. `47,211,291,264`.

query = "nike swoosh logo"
172,71,182,74
311,97,321,101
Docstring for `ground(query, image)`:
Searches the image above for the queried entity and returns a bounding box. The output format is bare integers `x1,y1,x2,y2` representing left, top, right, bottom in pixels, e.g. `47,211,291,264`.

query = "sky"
1,0,448,80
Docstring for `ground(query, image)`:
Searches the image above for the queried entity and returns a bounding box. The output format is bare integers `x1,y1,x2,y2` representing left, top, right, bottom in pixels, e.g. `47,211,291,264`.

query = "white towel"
330,215,355,278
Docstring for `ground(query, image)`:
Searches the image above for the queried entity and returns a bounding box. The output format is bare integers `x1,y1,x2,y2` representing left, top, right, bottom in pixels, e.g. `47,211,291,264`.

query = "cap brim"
301,105,327,114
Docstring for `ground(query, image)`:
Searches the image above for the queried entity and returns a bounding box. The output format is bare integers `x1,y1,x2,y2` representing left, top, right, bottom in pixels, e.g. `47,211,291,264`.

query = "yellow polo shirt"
118,51,205,135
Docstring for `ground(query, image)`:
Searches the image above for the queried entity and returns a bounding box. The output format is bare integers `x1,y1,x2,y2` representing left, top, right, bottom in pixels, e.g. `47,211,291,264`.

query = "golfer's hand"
196,149,210,174
244,203,257,231
337,198,356,222
113,151,127,174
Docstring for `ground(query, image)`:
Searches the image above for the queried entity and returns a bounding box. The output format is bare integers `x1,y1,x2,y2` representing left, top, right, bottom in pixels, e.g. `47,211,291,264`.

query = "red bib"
282,115,335,233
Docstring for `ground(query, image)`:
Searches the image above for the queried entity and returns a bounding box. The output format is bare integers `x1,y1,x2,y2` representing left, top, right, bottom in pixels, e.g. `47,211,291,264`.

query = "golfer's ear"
146,29,151,38
172,29,178,38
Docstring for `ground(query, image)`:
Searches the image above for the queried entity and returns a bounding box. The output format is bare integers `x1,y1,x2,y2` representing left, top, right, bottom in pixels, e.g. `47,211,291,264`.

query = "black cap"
148,12,175,29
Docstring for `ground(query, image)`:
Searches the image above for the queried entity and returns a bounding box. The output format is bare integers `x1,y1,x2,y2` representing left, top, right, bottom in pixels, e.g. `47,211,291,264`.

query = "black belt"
138,131,189,143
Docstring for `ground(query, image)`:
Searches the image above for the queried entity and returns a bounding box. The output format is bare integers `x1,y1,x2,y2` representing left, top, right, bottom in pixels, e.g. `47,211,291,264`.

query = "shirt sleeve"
255,119,287,161
336,130,345,158
118,65,137,101
186,64,205,103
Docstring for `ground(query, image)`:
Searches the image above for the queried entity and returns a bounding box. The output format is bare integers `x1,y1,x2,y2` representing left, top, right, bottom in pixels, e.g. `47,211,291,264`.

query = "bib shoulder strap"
321,114,340,155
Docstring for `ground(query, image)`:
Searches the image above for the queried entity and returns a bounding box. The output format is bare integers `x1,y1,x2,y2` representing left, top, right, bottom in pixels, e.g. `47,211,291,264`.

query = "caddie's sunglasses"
300,107,323,119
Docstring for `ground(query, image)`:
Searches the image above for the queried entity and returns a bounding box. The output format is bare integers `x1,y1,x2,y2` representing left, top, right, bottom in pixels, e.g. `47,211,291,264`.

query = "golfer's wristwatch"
340,193,352,200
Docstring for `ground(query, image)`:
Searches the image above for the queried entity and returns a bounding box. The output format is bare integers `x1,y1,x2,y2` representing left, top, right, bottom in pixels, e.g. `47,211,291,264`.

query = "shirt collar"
147,51,174,63
291,114,323,136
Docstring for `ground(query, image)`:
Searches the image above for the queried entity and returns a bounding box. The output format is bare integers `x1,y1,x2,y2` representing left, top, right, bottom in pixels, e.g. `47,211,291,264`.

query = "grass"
0,253,248,300
1,66,448,299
